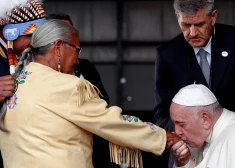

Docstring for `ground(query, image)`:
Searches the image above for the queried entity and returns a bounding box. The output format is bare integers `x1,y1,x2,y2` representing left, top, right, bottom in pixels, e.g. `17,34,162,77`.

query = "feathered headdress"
0,0,46,74
0,0,46,39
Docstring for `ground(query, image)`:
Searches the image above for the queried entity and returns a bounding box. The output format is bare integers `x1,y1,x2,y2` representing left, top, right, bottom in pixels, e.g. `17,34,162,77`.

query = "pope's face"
170,103,207,148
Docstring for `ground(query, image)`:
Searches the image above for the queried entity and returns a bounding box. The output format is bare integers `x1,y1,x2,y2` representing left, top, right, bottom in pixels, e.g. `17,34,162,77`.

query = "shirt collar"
193,36,212,55
193,27,215,55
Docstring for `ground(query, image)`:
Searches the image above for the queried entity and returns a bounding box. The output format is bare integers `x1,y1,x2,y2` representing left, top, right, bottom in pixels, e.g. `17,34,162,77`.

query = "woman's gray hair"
0,19,78,132
173,0,215,16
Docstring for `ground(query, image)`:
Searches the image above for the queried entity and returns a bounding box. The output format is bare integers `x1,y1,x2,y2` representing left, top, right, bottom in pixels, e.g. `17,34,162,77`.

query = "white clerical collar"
0,37,7,49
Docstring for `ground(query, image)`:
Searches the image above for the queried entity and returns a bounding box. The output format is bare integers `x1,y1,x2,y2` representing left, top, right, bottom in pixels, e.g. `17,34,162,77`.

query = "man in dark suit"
153,0,235,167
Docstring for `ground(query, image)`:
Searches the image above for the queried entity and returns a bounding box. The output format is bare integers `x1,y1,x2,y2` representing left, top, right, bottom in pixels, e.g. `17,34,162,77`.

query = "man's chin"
187,143,192,147
188,143,203,148
188,40,206,48
186,142,196,148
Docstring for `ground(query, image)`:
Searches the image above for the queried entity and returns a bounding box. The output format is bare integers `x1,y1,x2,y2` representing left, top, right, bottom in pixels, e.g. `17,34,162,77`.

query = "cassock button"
222,51,228,57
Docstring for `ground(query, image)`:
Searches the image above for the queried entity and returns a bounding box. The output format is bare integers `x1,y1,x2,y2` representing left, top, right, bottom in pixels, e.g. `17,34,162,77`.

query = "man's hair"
46,13,73,26
173,0,215,16
180,101,222,119
192,101,221,116
0,19,78,132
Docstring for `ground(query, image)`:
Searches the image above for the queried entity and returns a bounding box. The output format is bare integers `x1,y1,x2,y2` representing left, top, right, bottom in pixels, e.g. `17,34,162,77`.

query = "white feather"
35,0,43,3
0,0,28,18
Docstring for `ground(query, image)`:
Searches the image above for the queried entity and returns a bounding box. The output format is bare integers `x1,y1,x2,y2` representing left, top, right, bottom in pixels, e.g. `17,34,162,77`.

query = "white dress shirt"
193,36,212,67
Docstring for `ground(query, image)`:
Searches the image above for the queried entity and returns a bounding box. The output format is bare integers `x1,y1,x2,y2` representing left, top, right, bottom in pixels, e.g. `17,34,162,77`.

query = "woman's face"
60,35,80,74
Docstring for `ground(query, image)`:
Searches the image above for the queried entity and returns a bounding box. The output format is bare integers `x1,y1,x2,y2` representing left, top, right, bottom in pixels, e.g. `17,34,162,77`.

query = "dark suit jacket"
154,23,235,129
0,43,9,76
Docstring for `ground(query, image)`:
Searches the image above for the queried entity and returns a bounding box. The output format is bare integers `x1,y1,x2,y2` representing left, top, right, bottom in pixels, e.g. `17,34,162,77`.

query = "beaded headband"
3,18,46,40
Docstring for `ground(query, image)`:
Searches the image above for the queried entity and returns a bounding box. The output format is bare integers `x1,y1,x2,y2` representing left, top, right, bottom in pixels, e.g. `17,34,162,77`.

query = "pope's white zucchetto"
172,84,217,106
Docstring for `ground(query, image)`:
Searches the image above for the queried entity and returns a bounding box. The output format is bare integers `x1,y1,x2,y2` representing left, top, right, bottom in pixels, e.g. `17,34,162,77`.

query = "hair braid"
13,47,33,79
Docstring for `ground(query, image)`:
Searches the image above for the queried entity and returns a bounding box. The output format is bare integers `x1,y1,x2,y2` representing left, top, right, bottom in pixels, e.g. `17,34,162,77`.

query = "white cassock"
174,108,235,168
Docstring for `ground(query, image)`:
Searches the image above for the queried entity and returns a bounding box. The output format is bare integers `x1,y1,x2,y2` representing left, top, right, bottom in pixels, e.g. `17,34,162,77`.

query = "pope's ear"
201,112,212,130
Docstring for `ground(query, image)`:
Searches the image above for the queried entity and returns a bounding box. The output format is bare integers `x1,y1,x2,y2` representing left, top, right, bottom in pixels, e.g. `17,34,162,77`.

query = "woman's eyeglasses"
63,41,82,54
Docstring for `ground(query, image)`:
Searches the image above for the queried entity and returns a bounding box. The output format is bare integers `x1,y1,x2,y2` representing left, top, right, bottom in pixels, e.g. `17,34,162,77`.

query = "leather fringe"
109,142,143,168
76,80,100,106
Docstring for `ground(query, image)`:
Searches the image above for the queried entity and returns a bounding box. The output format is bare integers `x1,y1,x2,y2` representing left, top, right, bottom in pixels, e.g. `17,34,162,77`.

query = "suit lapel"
211,26,232,91
177,44,190,74
177,39,193,84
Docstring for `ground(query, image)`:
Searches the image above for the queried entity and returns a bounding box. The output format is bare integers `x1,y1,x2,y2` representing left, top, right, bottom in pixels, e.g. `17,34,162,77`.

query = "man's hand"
167,140,191,167
0,75,15,103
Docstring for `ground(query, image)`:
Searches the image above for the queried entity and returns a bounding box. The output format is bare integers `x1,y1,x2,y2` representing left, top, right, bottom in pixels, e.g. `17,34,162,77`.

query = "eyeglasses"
63,41,82,54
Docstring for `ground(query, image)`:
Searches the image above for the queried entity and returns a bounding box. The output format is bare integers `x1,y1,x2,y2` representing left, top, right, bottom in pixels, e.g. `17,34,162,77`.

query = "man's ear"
211,9,218,26
201,112,212,130
175,12,182,26
175,12,179,20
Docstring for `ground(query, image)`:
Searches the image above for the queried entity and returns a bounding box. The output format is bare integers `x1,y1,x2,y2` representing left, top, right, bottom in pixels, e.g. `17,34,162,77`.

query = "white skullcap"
172,84,217,106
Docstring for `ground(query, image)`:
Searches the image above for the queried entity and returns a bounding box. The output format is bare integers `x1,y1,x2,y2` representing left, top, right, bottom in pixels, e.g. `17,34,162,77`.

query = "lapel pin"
222,51,228,57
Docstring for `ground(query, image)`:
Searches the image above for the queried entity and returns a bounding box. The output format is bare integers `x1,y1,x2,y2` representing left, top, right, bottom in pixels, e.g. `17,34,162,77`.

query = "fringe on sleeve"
109,142,143,168
76,79,100,106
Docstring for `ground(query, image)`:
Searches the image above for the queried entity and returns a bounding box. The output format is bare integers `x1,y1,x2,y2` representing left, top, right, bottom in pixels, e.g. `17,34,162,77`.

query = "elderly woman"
0,20,183,168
